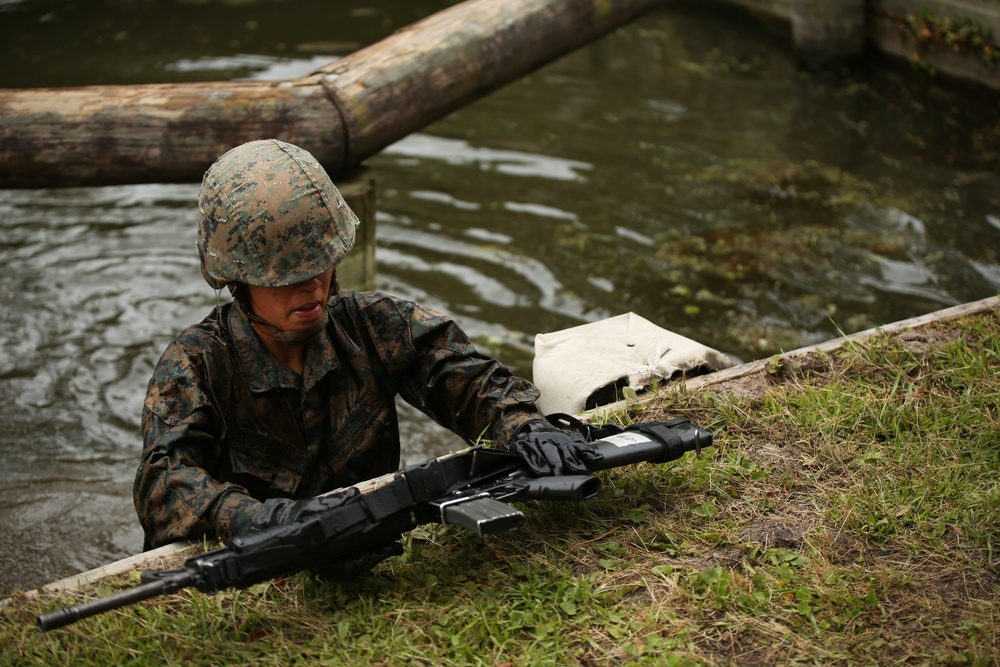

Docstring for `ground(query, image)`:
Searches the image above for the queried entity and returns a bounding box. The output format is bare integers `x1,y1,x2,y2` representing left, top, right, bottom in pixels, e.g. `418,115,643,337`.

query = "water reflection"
383,134,592,182
0,184,201,592
1,0,999,594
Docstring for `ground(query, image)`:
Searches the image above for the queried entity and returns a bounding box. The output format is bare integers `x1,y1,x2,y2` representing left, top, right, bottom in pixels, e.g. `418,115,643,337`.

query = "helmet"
196,139,358,290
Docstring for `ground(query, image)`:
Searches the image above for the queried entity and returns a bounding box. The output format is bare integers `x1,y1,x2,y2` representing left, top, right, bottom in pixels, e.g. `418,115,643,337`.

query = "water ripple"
383,133,593,182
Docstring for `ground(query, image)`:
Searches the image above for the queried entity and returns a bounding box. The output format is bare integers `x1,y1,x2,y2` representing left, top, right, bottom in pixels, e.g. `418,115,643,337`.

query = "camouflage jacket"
134,291,543,549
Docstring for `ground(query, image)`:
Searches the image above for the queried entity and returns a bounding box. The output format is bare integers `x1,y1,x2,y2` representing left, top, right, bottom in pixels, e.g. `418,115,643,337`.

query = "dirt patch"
740,517,812,550
822,527,866,565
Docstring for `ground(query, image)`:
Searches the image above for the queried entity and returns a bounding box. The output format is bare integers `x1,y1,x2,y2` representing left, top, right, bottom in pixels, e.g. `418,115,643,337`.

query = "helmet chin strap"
231,285,329,346
244,306,328,345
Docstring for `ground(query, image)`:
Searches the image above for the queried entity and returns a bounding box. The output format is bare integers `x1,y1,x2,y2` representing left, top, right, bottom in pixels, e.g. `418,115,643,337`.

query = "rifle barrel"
37,571,194,632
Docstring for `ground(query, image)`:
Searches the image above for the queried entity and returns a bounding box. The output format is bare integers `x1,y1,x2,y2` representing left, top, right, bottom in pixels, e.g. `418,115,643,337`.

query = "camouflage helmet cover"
197,139,359,289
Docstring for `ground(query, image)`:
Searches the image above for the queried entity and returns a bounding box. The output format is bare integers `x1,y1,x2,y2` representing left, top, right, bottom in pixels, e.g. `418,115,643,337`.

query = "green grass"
2,306,998,665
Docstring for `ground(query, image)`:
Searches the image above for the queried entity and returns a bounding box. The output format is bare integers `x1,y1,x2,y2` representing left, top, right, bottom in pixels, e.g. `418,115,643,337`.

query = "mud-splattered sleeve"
359,293,544,447
134,332,260,548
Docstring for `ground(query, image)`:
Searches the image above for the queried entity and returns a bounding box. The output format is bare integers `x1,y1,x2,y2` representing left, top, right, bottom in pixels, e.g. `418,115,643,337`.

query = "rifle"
37,418,710,632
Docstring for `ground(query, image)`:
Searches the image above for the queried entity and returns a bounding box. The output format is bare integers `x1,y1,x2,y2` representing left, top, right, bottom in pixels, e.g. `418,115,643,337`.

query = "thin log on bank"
0,0,664,189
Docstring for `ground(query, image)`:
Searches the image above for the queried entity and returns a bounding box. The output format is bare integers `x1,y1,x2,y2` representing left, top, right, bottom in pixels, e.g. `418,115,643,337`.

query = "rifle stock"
37,418,711,632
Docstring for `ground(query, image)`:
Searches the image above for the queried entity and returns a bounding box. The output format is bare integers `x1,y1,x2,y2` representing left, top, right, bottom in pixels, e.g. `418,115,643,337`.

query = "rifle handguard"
585,419,711,470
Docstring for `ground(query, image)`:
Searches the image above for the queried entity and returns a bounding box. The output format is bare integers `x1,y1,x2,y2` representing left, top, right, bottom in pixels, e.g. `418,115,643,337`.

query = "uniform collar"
227,303,339,393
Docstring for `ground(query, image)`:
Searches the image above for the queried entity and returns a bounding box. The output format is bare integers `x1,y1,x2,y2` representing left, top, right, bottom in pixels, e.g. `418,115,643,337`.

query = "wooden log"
0,81,344,188
0,0,664,189
310,0,667,166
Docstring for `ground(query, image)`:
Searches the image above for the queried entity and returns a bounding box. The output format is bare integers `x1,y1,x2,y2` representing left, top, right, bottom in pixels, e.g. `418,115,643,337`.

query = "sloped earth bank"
626,296,999,664
1,297,997,665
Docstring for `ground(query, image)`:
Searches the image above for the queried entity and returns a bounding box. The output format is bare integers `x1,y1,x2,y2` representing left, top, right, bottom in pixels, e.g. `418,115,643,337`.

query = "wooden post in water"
790,0,866,69
336,170,378,292
0,0,663,189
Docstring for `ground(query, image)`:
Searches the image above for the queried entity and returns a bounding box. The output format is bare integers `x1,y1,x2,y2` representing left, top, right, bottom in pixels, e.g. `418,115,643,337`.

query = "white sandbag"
532,312,734,415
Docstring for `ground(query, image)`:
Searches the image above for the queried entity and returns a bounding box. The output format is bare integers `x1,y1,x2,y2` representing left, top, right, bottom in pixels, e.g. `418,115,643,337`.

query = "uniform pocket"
326,391,386,474
229,429,308,496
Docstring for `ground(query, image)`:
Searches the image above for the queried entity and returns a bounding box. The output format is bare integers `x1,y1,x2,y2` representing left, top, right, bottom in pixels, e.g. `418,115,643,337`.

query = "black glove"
250,489,400,580
508,421,604,476
249,488,360,532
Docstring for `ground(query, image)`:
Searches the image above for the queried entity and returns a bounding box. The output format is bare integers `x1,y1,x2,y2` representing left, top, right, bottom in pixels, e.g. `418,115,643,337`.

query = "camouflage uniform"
134,291,542,549
135,139,546,549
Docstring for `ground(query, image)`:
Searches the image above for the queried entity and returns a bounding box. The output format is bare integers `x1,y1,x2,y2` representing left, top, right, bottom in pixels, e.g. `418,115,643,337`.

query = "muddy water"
1,0,998,594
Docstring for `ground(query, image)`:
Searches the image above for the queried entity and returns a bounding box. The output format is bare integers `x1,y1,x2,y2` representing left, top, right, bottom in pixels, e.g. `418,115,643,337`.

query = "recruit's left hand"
508,421,604,476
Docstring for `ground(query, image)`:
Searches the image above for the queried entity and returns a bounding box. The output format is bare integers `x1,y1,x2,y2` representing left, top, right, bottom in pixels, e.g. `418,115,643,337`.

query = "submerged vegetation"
600,153,995,360
545,43,1000,365
2,303,997,665
896,11,999,72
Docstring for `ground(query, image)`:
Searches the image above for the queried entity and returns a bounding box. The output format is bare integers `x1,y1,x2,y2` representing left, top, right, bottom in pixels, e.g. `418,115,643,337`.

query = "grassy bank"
2,304,998,666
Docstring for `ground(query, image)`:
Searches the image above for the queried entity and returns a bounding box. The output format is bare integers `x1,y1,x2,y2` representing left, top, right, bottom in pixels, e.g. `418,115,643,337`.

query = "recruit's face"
245,269,334,332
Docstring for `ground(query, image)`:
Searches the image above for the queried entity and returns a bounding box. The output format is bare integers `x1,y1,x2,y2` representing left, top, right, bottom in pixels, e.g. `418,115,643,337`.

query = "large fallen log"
0,0,664,189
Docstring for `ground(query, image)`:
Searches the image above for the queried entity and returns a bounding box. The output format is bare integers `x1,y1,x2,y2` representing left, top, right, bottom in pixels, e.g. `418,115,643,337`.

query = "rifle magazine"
438,496,525,537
